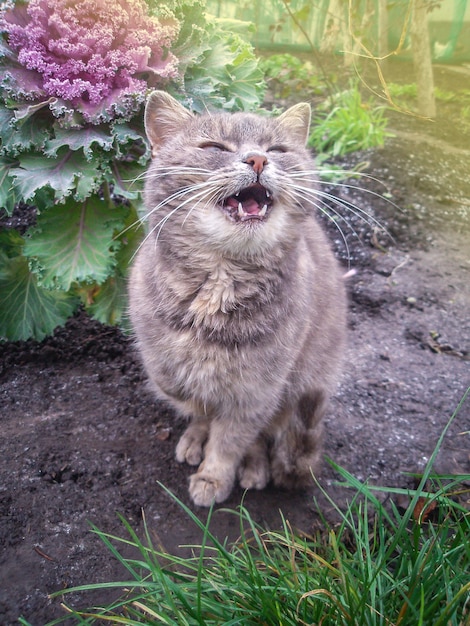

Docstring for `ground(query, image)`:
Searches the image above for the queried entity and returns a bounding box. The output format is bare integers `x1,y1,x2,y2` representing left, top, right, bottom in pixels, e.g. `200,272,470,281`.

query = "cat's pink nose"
244,153,267,175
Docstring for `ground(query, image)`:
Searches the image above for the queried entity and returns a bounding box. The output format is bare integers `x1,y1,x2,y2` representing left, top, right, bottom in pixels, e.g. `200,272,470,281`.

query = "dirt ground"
1,63,469,625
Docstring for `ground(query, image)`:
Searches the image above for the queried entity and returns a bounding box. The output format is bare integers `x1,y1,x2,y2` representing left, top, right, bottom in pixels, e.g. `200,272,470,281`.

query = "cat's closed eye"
199,141,231,152
267,144,288,153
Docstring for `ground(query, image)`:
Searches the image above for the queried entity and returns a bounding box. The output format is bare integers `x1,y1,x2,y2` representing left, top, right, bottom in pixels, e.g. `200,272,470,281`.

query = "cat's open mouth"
220,183,273,223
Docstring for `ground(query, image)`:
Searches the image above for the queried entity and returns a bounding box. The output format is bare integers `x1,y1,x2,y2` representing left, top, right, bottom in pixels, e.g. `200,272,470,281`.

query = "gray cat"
128,91,347,506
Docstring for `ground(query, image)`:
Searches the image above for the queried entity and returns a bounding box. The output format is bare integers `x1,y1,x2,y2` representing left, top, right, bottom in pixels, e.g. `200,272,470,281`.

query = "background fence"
206,0,470,62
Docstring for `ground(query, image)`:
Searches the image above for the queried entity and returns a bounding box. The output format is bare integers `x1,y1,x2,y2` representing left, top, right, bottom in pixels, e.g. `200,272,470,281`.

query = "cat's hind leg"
237,436,270,491
270,393,326,489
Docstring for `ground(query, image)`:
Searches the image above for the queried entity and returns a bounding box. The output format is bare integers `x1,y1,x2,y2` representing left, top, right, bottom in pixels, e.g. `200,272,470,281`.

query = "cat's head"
143,91,313,256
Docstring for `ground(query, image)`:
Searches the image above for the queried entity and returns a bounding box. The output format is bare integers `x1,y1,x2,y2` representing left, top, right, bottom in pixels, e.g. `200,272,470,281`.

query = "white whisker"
293,169,395,196
314,189,387,234
153,185,221,242
181,188,222,228
131,183,221,261
144,166,212,181
117,180,216,243
289,168,401,215
283,185,352,260
286,174,392,239
145,180,216,224
116,165,212,198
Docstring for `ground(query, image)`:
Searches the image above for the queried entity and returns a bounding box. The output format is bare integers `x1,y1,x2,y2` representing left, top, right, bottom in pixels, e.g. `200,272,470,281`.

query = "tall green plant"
0,0,265,341
308,84,392,156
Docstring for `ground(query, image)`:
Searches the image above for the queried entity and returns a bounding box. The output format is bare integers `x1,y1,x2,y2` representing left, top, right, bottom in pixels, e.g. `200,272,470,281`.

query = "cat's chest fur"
148,238,304,345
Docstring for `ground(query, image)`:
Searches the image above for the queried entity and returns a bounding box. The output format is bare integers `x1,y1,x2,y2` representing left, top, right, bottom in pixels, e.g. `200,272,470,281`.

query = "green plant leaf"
74,159,106,201
308,85,390,156
0,107,17,151
10,147,103,202
113,205,145,271
84,203,144,327
0,228,23,257
0,234,78,341
224,48,265,110
44,126,115,160
109,159,146,200
12,99,54,122
23,197,128,290
85,272,127,327
0,103,51,156
183,24,265,113
0,155,20,214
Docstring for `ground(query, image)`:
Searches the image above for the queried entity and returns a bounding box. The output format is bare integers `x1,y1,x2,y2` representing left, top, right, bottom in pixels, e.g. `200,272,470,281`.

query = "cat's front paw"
175,420,209,466
189,471,234,506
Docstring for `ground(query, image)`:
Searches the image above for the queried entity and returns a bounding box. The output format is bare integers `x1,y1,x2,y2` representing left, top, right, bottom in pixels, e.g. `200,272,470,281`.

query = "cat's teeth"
266,190,270,198
259,204,268,217
238,202,245,217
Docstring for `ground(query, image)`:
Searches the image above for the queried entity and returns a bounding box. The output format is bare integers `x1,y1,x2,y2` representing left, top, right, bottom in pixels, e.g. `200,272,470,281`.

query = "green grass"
258,56,392,158
387,82,470,105
20,388,470,626
308,85,392,157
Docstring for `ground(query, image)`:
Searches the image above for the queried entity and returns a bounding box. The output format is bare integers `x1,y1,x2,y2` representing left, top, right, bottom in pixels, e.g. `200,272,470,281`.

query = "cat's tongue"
222,183,272,222
242,198,262,214
229,198,261,215
226,196,260,215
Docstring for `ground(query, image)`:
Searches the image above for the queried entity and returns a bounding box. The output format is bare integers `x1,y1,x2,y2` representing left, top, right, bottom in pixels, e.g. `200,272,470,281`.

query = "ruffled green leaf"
111,121,144,146
0,228,23,256
0,107,17,152
74,160,105,201
0,101,52,156
23,197,129,290
86,201,144,325
10,147,103,202
44,126,115,160
163,0,208,68
80,204,143,326
112,203,146,272
48,98,83,128
225,48,266,111
13,99,54,122
0,231,78,341
183,23,265,113
111,121,149,164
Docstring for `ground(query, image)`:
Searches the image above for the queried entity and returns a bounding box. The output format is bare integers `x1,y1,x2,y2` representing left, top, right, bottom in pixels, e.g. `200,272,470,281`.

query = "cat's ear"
277,103,311,145
145,91,193,156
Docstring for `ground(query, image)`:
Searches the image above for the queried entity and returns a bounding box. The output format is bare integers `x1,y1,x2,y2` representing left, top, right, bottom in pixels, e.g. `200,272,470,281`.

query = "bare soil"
1,63,469,625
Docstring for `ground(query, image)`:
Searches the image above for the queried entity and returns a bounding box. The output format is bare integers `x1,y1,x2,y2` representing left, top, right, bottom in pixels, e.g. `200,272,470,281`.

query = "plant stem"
279,0,335,99
102,180,112,208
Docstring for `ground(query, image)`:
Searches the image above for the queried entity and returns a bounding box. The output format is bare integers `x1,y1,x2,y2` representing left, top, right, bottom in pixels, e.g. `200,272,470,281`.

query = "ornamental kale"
1,0,179,124
0,0,265,341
